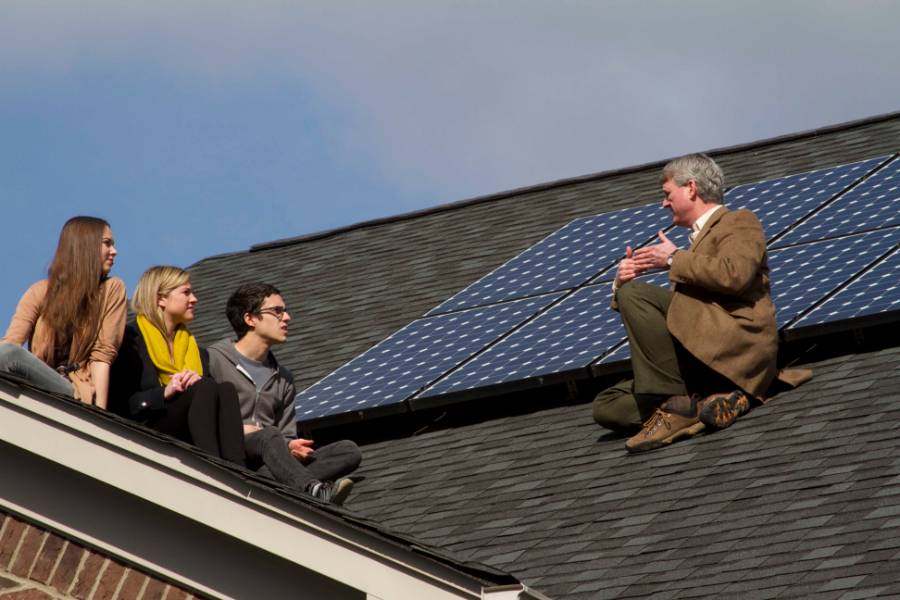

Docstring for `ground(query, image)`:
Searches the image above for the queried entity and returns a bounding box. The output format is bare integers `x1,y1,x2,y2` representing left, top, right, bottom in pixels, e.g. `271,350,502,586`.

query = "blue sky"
2,1,899,323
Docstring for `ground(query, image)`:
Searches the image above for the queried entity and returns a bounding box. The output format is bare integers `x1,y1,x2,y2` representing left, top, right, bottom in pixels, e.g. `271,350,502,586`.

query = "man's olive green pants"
592,281,732,432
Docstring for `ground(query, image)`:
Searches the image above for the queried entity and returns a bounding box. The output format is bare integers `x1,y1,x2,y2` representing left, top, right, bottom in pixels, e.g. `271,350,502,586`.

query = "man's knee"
332,440,362,470
592,380,643,433
616,281,664,317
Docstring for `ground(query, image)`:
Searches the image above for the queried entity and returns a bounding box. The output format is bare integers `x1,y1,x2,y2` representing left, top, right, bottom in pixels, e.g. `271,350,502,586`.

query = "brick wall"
0,510,199,600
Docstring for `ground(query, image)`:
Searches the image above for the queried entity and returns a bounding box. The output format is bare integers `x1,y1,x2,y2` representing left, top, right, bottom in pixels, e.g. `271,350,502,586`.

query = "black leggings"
148,378,246,467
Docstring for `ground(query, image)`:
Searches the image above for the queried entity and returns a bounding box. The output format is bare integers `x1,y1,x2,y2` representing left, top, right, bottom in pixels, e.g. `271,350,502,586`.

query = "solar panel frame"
426,204,670,316
295,155,900,426
771,155,899,248
295,292,564,423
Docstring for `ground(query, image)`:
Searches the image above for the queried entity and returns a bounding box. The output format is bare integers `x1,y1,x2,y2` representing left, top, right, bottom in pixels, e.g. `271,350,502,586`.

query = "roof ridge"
245,109,900,253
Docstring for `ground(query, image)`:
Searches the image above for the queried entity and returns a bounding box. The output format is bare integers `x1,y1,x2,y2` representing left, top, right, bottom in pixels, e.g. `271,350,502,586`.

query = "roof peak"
248,109,900,253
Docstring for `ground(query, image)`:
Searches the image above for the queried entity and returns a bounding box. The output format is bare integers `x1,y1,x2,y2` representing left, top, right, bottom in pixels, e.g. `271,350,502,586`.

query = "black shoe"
307,478,354,506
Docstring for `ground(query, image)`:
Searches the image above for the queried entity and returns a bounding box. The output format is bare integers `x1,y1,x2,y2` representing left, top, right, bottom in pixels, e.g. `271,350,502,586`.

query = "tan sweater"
2,277,127,404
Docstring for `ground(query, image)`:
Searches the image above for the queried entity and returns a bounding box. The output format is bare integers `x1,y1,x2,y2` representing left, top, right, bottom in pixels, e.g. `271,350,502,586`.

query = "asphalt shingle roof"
186,110,900,599
349,344,900,599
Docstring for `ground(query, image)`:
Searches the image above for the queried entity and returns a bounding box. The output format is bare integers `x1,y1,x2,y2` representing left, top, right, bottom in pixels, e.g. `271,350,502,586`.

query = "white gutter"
483,584,555,600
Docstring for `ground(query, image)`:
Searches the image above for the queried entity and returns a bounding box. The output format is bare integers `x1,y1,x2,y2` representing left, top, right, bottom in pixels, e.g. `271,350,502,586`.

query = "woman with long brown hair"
109,266,245,465
0,216,127,407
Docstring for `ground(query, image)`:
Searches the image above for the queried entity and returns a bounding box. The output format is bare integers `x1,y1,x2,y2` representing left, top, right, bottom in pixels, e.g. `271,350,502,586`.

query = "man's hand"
615,246,641,286
288,438,315,461
633,230,678,270
163,370,202,399
243,423,261,434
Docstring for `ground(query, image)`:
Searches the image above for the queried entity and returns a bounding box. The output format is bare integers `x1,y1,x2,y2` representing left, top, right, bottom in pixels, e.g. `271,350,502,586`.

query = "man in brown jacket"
593,153,778,452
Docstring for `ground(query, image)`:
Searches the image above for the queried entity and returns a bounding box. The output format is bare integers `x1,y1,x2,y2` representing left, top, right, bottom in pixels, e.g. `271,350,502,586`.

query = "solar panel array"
295,293,562,420
296,153,900,423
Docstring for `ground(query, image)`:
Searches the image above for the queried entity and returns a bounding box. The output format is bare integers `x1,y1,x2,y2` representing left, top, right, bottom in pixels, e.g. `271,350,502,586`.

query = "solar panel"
772,155,900,247
768,227,900,328
789,245,900,331
294,292,563,421
419,271,671,399
426,204,669,316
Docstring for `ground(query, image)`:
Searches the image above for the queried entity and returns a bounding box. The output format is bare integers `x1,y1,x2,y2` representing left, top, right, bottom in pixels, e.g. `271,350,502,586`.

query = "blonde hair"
131,266,191,336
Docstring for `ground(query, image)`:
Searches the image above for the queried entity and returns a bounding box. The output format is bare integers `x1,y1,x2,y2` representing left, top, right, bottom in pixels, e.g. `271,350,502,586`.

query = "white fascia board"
0,381,506,600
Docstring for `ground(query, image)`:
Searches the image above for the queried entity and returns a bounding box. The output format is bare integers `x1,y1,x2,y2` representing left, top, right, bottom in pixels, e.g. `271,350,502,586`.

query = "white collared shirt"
688,205,723,246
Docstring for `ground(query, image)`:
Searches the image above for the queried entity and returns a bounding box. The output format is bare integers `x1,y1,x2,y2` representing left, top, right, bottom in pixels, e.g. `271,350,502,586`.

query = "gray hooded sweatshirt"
207,338,297,440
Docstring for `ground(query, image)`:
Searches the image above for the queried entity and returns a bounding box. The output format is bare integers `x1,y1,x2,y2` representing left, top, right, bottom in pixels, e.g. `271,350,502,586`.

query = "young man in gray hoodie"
208,282,361,505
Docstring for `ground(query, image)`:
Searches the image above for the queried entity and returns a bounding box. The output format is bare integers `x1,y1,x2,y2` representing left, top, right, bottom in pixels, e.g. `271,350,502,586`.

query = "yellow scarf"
136,314,204,386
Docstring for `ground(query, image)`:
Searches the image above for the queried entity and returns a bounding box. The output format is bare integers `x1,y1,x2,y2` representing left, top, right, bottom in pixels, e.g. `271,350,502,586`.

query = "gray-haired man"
593,153,778,452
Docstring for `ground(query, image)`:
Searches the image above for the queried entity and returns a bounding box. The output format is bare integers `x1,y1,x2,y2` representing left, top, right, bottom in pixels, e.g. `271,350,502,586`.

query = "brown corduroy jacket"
666,206,779,399
2,277,127,404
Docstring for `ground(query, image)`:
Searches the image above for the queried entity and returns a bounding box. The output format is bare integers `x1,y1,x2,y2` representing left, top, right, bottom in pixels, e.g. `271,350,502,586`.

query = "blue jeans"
0,342,75,397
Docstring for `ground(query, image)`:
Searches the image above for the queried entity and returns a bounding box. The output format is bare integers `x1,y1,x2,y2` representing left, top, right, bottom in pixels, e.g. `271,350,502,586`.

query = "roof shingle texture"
188,114,900,392
349,345,900,599
185,112,900,599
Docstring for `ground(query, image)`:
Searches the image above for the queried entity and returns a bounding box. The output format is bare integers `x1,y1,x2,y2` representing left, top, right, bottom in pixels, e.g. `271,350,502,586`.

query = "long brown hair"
41,216,110,363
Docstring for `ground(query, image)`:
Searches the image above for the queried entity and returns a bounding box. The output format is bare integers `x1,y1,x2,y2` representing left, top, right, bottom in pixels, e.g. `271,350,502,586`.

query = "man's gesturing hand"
633,230,678,270
615,246,641,287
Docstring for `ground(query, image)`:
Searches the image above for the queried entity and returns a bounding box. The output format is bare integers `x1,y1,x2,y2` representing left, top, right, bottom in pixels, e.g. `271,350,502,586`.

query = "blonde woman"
1,216,126,408
110,266,245,465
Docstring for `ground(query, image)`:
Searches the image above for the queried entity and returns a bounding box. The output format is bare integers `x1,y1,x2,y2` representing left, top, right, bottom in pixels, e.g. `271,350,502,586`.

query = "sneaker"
307,478,354,506
625,395,704,453
699,390,750,430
